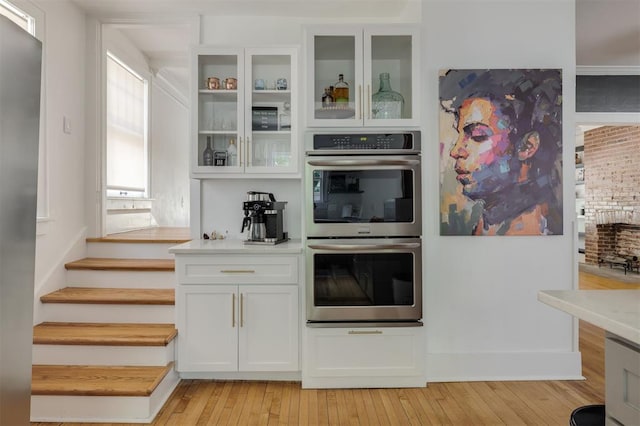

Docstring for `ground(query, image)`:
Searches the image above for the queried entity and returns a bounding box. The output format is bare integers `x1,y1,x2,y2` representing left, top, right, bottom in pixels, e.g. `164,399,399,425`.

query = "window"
0,0,34,35
106,52,149,198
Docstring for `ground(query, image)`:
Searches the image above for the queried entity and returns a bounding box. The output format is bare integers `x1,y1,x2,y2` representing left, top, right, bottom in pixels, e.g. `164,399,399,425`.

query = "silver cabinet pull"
220,269,256,274
232,293,236,328
348,330,382,335
358,85,362,120
367,85,371,119
238,136,243,166
240,293,244,327
247,136,252,167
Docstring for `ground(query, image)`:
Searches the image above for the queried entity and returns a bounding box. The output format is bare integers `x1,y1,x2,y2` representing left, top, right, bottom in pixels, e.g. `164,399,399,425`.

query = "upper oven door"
305,155,421,237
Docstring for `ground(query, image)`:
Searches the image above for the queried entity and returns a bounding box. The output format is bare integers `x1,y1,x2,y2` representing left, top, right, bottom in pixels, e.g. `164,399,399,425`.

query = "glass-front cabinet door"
191,46,298,177
305,25,419,128
244,48,296,174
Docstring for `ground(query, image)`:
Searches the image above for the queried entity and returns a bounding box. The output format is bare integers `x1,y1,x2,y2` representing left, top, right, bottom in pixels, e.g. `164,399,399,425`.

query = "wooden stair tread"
40,287,174,305
65,258,174,271
32,363,174,396
86,227,191,244
33,322,177,346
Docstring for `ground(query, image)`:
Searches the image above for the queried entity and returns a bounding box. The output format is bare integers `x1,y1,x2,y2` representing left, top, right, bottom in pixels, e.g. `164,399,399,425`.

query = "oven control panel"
310,131,420,152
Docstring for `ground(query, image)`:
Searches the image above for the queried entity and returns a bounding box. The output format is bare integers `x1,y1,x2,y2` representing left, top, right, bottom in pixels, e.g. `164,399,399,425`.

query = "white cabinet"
175,254,299,373
191,46,298,177
305,25,420,128
605,334,640,425
303,325,425,388
178,284,298,373
178,285,238,371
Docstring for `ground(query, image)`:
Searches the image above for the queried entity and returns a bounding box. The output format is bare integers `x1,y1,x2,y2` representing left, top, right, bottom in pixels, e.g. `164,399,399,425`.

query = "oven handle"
306,159,420,167
308,242,420,251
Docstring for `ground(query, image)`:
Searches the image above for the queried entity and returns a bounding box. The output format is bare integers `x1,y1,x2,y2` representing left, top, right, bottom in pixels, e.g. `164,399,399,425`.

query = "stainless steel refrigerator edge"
0,16,42,425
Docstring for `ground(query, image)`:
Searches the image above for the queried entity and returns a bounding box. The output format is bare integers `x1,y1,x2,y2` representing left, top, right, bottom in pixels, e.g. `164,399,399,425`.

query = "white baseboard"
425,351,583,382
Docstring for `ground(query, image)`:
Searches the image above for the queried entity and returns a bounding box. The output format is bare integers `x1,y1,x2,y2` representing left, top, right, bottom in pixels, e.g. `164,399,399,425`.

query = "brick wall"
583,125,640,264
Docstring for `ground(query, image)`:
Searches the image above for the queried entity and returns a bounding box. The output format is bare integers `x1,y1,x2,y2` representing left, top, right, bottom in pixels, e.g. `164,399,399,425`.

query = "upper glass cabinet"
305,25,420,128
191,46,298,178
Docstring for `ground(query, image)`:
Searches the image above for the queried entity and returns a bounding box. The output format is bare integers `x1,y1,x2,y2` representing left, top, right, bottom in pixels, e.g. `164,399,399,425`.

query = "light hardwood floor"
32,268,639,425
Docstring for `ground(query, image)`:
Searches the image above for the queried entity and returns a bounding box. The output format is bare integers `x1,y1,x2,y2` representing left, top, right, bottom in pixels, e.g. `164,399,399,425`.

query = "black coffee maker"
241,191,288,245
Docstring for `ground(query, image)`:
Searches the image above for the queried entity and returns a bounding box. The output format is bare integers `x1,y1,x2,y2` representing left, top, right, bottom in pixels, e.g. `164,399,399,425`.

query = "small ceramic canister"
206,77,220,90
223,77,237,90
254,79,265,90
276,78,288,90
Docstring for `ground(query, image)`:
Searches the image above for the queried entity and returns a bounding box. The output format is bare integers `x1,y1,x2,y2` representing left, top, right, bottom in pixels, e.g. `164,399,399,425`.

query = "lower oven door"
306,238,422,322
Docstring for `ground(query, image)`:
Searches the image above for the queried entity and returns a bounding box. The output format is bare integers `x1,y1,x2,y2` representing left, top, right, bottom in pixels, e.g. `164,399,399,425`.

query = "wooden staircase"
31,228,190,423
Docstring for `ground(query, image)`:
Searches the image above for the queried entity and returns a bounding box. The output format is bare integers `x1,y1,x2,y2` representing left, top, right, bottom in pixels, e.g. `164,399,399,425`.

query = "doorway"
98,22,192,236
575,113,640,283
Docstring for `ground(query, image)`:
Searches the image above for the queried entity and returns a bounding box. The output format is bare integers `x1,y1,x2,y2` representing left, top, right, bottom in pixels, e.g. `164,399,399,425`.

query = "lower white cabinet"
605,333,640,426
303,325,425,388
177,284,298,372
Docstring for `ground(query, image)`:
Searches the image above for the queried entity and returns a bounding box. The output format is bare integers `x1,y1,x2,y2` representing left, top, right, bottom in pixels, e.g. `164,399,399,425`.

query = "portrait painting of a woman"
439,69,563,236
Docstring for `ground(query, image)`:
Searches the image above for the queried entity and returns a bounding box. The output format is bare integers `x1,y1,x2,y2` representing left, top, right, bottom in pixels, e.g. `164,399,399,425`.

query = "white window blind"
106,52,148,196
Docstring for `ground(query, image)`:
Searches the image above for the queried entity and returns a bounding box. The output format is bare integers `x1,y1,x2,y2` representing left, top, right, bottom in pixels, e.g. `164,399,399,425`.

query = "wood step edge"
33,322,177,346
65,258,175,271
31,362,174,397
40,287,175,305
86,237,190,244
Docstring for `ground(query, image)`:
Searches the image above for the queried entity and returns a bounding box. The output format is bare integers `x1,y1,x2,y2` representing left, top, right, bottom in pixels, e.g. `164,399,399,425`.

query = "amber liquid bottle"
333,74,349,108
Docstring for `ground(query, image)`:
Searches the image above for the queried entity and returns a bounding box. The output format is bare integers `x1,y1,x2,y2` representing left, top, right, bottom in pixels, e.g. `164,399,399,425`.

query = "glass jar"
372,72,404,119
333,74,349,108
226,138,237,166
280,102,291,130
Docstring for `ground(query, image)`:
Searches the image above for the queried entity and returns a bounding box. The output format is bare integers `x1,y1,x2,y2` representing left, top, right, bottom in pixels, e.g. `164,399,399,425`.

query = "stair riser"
40,304,174,324
65,270,175,288
87,242,177,260
31,369,179,423
33,340,175,366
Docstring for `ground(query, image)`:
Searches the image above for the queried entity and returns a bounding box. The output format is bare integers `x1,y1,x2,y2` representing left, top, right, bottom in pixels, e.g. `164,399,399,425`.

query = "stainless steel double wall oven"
305,131,422,324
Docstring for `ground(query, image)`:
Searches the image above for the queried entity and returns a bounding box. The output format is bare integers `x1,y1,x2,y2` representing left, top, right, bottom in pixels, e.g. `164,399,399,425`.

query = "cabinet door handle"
367,85,371,120
220,269,255,274
232,293,236,328
348,330,382,335
358,85,362,120
247,136,252,167
238,137,243,166
240,293,244,327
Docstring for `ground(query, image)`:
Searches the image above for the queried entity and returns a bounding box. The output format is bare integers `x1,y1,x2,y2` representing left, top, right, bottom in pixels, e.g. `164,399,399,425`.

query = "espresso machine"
241,191,289,245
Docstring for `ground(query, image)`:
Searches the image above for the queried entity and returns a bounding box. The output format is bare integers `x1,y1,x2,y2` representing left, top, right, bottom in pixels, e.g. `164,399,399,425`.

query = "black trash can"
569,404,605,426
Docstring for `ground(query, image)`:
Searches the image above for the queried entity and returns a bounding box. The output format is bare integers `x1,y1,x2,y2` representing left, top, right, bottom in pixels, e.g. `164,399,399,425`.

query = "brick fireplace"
583,126,640,266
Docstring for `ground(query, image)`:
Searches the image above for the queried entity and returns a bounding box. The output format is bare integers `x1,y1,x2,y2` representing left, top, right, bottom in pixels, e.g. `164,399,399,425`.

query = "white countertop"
538,290,640,344
169,238,303,254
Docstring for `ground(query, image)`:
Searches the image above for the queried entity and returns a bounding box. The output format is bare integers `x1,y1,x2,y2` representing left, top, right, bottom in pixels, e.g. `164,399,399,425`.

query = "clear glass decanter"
372,72,404,119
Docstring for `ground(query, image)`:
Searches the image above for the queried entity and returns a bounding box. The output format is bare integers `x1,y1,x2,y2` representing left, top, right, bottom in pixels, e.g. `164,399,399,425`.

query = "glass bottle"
280,102,291,130
371,72,404,119
226,138,237,166
203,136,214,166
333,74,349,108
321,88,334,109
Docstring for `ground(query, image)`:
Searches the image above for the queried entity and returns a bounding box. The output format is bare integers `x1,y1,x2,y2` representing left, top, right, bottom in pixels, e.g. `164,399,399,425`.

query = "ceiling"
70,0,640,96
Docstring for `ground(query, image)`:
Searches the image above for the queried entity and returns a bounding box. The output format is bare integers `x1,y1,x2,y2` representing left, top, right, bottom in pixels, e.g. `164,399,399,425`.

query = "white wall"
150,81,190,227
31,0,88,317
422,0,580,380
201,179,301,240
